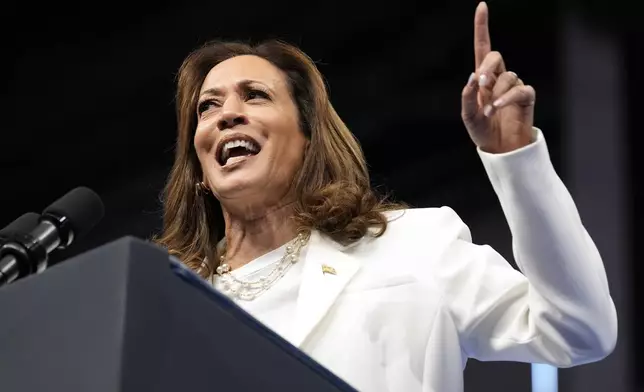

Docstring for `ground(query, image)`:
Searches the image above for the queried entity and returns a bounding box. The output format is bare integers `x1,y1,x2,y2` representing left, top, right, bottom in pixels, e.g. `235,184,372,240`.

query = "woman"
156,3,617,391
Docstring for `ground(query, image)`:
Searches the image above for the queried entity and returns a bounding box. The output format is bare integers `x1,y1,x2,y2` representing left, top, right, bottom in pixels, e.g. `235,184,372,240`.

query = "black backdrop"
4,0,566,255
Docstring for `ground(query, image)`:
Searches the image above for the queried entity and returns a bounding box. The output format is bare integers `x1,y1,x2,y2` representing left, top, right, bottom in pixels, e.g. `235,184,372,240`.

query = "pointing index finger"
474,2,491,69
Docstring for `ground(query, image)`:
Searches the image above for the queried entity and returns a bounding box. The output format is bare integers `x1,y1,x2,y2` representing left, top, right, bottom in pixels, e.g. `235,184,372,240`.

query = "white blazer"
273,129,617,392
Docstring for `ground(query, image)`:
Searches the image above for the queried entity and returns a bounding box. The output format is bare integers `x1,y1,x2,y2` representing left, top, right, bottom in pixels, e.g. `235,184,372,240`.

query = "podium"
0,237,356,392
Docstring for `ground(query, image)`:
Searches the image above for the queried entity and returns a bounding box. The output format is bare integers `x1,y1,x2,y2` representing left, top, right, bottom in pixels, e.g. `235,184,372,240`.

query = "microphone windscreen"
0,212,40,238
43,187,105,238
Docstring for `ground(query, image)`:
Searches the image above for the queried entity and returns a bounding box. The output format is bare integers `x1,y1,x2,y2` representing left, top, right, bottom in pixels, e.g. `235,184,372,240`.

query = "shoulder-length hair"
154,40,403,277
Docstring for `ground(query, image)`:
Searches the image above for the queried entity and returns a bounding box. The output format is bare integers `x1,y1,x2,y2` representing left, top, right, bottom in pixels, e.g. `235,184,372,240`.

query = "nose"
217,113,247,130
217,98,249,131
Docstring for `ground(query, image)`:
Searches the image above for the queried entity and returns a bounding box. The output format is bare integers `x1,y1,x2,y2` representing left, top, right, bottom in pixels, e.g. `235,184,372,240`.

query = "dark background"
2,1,641,390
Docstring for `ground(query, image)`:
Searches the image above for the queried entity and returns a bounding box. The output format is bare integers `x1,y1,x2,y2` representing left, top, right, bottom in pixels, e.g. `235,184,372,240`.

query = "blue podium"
0,237,355,392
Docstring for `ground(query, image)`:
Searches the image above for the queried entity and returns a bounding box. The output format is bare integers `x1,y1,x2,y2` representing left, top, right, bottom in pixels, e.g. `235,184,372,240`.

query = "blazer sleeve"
436,128,617,367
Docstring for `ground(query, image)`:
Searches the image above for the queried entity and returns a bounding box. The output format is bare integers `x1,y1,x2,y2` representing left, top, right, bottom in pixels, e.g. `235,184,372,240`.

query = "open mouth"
215,135,261,167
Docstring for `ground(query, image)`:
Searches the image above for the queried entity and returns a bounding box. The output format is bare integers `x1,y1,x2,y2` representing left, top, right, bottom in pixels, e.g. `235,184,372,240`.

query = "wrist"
479,131,534,154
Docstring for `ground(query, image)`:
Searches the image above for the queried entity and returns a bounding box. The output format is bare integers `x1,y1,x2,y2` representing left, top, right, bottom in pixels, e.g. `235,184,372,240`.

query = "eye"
245,88,269,101
197,99,219,115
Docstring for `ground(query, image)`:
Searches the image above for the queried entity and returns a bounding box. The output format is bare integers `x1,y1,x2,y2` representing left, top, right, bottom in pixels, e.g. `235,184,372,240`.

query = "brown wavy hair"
154,40,404,277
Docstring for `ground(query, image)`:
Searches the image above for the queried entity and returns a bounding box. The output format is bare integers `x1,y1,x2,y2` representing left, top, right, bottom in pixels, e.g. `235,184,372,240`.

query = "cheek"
193,128,216,172
276,116,306,159
274,135,306,173
193,127,210,151
194,125,220,158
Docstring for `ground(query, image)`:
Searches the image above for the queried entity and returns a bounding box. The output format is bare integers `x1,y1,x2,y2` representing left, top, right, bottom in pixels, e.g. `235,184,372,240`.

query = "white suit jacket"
274,129,617,392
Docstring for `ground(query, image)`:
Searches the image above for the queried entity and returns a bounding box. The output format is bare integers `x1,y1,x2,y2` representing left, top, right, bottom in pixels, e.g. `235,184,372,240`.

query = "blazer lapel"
288,231,361,348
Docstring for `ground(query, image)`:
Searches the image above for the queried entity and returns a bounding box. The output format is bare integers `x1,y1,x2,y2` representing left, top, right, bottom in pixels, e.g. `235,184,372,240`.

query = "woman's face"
194,55,307,212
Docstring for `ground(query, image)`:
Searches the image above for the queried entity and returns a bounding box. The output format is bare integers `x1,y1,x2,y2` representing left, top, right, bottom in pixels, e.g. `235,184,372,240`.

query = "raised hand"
461,2,536,154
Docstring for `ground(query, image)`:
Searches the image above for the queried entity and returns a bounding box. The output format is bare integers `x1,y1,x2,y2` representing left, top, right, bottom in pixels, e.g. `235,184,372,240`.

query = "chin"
212,176,265,201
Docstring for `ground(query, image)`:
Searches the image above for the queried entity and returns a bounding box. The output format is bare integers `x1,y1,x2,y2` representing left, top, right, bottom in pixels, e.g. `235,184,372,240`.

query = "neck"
221,202,298,270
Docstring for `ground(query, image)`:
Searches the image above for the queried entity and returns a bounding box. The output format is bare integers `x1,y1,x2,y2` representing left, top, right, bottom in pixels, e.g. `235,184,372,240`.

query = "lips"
215,134,262,167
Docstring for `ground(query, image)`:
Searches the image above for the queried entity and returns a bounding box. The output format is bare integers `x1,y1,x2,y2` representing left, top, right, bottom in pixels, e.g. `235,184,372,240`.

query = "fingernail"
479,74,488,87
483,104,494,117
492,98,503,107
468,73,476,86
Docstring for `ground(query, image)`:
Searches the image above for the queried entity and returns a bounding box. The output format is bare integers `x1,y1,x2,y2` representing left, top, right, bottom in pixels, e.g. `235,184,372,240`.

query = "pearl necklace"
211,232,310,301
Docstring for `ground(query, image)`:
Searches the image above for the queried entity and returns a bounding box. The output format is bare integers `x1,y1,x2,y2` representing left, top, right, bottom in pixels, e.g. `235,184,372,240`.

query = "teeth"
220,138,260,165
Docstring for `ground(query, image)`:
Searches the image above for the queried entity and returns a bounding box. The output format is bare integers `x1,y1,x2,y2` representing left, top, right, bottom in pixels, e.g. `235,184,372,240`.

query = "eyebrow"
199,79,270,98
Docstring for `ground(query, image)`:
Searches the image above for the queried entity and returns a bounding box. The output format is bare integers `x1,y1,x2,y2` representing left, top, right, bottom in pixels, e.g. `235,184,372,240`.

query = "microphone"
0,187,104,287
0,212,40,244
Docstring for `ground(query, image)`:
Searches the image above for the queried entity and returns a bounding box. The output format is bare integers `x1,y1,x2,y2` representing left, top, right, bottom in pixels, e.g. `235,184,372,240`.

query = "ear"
196,165,211,193
196,162,208,189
